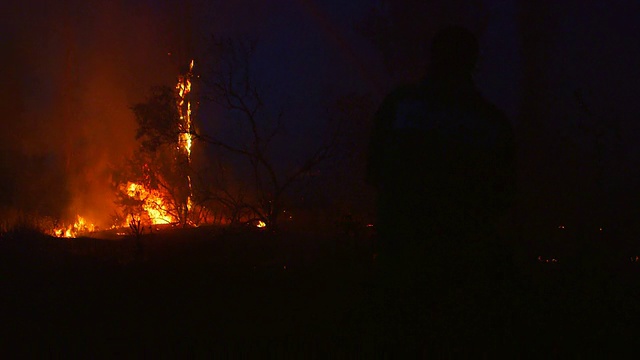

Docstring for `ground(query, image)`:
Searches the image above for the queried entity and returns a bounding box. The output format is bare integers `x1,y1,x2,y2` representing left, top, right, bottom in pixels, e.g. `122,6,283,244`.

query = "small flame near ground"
51,215,96,238
50,181,174,238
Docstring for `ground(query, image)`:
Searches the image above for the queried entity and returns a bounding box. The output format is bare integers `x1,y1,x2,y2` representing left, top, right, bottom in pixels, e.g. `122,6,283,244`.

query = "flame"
176,60,194,158
176,60,195,220
45,63,198,237
124,182,174,225
51,215,96,238
256,221,266,228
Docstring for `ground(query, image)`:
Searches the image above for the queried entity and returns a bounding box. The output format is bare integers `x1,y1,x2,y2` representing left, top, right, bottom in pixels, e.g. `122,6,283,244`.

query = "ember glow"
537,255,559,264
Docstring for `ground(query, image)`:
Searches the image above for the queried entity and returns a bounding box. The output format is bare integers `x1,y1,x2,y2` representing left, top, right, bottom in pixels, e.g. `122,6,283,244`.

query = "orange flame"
124,182,174,225
176,60,195,218
177,60,194,158
51,215,96,238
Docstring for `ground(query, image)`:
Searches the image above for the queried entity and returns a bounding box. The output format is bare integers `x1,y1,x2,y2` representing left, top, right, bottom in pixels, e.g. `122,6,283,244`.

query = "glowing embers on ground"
537,255,559,264
52,215,96,238
123,182,174,225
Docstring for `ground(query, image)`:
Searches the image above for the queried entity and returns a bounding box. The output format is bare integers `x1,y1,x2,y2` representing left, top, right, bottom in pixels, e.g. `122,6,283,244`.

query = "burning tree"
113,86,188,225
114,60,200,227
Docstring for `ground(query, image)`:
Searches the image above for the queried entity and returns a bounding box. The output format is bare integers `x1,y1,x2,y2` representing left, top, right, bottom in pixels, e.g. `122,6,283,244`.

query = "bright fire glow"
177,59,194,158
55,63,198,235
177,60,195,217
46,62,200,237
124,182,174,225
256,221,266,228
51,215,96,238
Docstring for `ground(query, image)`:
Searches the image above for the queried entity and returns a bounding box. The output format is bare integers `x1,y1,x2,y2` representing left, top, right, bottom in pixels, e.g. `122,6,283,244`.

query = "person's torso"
381,81,508,213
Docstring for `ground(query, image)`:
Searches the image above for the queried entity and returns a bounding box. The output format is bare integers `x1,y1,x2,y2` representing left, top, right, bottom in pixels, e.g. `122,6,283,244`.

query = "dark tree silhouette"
128,213,144,262
194,37,338,230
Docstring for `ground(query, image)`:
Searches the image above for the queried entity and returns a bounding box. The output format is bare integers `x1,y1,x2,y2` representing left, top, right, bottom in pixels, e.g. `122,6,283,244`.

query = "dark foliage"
132,86,181,154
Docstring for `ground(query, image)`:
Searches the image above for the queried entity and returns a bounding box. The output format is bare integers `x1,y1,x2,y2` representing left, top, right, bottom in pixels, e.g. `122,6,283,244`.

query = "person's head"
429,26,479,78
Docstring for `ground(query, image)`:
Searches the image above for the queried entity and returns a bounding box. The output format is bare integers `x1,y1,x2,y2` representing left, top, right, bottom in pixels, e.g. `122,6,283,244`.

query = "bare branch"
197,36,339,228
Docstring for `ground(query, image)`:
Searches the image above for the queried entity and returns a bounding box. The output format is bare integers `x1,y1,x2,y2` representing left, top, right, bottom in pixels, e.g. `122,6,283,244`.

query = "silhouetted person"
367,26,516,352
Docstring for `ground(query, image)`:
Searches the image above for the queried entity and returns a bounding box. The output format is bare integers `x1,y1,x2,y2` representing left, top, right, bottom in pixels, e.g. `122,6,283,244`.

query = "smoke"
0,0,185,227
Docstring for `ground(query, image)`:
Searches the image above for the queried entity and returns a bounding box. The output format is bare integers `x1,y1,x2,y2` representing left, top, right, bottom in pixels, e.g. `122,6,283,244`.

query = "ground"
1,224,640,355
0,225,378,355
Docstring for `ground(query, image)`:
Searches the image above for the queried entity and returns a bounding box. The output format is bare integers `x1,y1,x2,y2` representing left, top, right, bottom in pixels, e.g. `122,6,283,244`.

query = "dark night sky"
1,0,639,229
